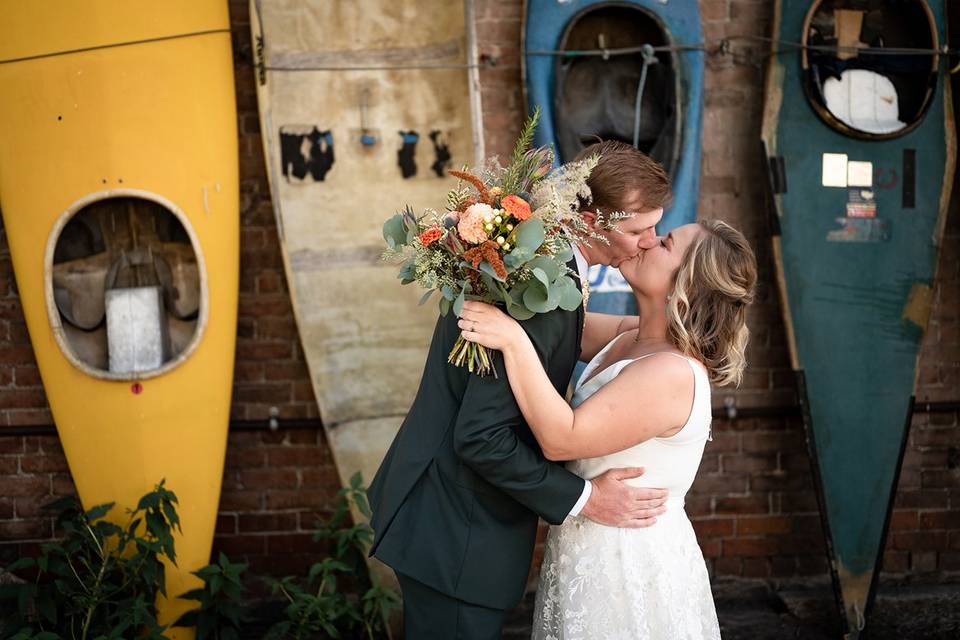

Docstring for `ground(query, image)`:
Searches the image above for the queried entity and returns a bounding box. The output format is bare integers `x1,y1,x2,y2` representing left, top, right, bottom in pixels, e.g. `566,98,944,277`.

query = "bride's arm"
581,313,640,362
459,302,692,460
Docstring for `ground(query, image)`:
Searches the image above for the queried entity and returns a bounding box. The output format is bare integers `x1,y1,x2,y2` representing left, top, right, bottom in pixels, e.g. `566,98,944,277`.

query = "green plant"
173,552,249,640
0,480,181,640
264,472,400,640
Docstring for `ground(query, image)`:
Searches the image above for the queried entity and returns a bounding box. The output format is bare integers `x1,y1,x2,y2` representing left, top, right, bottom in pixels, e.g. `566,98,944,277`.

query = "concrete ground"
503,579,960,639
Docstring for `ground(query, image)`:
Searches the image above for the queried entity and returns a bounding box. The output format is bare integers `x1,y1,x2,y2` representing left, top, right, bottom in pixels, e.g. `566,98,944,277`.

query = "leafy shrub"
0,481,181,640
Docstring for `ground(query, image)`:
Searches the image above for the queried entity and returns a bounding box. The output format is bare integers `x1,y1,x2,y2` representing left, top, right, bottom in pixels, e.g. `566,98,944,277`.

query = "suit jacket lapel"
567,256,586,362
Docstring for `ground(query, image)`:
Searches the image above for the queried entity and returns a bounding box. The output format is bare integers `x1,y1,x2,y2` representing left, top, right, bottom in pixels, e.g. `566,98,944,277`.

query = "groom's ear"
580,210,597,228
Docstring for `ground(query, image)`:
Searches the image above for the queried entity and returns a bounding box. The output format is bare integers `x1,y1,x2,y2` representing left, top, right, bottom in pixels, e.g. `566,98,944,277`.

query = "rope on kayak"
526,37,960,61
632,44,658,150
262,60,496,72
0,28,232,65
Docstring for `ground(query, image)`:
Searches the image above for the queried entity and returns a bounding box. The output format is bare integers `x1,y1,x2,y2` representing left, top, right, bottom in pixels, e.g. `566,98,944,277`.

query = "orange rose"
501,195,532,221
419,226,443,246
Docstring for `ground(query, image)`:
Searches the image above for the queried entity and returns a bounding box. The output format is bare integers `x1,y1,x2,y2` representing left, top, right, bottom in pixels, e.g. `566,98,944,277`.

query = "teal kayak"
761,1,954,636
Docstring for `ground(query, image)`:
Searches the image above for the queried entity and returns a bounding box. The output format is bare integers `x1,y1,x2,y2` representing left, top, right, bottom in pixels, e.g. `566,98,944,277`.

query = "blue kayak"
762,1,954,635
523,0,704,318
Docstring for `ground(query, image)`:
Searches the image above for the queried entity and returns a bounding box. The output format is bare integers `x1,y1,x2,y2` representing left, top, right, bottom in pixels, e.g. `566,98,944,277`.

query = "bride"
458,219,757,639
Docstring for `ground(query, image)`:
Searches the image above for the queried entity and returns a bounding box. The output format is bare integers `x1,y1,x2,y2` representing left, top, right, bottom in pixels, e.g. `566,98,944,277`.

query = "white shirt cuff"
567,479,592,517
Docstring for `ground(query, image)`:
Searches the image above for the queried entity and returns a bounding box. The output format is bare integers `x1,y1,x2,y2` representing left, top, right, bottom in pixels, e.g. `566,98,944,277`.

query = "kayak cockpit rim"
43,188,210,381
552,2,683,175
800,0,940,141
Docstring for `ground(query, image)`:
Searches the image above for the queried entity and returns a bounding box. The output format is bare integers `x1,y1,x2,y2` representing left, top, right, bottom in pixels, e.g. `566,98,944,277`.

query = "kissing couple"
368,140,758,639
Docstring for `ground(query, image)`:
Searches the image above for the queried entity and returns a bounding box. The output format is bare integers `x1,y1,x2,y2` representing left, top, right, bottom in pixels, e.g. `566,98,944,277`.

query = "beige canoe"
249,1,483,517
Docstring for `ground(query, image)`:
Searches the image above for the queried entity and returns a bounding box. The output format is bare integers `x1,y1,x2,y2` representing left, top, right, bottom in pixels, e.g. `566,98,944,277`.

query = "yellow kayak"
0,1,238,633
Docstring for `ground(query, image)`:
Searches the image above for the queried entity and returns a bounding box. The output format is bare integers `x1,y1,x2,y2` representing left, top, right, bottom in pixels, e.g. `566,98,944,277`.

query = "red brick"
716,495,769,515
691,518,735,538
233,383,293,405
218,490,262,512
0,439,24,454
0,518,52,539
921,470,960,489
724,538,779,557
737,516,792,535
238,512,298,533
713,556,743,576
797,555,828,576
0,389,47,409
919,510,960,530
700,539,722,559
19,455,69,473
239,468,297,490
892,531,948,551
0,475,49,497
265,489,328,510
215,514,237,535
722,453,777,473
212,534,266,556
225,448,267,470
299,468,339,489
742,557,771,578
265,533,326,555
882,549,910,574
888,510,919,531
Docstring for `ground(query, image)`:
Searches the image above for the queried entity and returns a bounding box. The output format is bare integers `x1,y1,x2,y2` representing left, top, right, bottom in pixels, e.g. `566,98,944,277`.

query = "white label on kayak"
822,153,848,187
587,264,632,293
847,161,873,187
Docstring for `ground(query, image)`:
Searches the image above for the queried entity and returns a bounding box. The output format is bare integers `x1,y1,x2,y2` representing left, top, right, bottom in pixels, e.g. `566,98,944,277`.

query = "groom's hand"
580,467,668,528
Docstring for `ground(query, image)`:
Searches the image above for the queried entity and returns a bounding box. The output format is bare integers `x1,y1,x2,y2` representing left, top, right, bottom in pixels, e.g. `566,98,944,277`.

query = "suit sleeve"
451,310,585,525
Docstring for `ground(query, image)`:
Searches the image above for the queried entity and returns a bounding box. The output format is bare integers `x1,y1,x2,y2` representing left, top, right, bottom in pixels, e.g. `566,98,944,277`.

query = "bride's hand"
458,301,525,353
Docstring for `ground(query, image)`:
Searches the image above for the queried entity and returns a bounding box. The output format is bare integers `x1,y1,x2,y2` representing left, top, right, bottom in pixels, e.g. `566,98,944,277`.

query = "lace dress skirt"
531,498,720,640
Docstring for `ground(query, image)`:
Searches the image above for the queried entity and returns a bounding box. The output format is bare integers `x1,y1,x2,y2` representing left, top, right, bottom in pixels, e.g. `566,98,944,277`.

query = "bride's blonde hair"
666,220,757,386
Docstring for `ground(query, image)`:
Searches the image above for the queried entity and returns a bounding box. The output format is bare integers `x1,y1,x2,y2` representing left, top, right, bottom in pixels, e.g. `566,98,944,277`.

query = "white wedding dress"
531,335,721,640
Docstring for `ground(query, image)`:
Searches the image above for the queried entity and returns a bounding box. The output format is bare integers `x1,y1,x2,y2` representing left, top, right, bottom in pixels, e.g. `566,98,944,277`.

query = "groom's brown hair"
575,140,671,214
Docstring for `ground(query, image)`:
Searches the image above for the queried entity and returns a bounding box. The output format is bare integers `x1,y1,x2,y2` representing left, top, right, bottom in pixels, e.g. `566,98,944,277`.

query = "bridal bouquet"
382,108,621,376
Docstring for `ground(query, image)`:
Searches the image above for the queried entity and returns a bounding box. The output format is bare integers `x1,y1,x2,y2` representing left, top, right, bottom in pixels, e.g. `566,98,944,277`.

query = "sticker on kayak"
279,125,334,183
826,217,890,242
587,264,632,293
846,188,877,218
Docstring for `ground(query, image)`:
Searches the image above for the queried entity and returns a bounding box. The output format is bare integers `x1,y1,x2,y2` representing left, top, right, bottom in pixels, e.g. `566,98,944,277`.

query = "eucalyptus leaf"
529,255,561,282
514,218,546,251
523,282,559,313
441,285,456,301
382,214,407,249
532,267,550,289
479,261,506,283
453,289,466,316
481,274,506,302
418,289,435,306
397,259,416,284
439,296,451,316
555,243,575,264
556,277,584,311
504,246,534,268
508,304,536,321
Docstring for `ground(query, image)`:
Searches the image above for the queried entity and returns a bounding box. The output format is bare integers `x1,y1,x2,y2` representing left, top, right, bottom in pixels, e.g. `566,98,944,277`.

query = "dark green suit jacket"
368,286,585,610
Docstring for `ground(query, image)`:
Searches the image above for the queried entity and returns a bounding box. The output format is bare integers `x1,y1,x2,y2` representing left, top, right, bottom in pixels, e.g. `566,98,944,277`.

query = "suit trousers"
397,572,508,639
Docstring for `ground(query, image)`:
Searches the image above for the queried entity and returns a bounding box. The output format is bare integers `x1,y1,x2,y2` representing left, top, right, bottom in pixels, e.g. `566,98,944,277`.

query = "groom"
368,140,672,639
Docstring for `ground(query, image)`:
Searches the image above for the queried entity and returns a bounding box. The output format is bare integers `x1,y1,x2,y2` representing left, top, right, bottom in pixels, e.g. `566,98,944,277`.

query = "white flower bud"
503,243,511,251
496,236,505,245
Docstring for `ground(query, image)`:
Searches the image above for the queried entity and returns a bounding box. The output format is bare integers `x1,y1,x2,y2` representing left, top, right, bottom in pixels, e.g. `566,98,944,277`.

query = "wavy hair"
666,220,758,386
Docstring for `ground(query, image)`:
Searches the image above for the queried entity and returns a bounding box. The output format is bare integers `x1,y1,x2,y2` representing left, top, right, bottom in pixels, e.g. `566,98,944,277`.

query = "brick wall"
1,0,958,589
